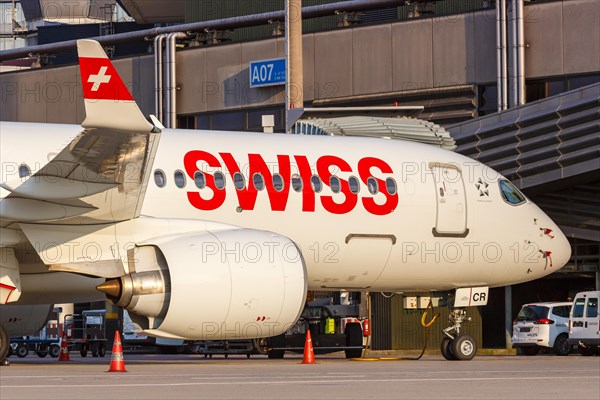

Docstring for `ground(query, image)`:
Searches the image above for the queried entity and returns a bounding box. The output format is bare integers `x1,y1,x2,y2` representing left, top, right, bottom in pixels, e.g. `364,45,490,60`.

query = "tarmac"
1,351,599,400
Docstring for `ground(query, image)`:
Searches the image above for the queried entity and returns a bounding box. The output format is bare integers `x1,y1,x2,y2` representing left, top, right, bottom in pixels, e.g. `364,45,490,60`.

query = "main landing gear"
440,308,477,361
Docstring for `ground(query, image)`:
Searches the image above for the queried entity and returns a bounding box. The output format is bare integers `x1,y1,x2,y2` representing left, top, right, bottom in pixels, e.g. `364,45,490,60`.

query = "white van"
568,291,600,356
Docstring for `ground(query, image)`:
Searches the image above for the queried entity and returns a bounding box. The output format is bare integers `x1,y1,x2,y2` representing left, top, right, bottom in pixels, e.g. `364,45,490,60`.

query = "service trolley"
64,310,108,357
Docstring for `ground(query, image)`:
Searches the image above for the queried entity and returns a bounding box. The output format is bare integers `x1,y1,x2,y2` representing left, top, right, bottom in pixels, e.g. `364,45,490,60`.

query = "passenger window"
253,173,264,191
386,177,397,195
174,170,186,188
194,171,206,189
310,175,322,193
154,170,166,188
572,298,585,318
234,172,245,190
273,174,284,192
499,179,526,205
291,174,303,192
214,171,226,190
367,177,378,195
586,298,598,318
19,164,31,178
349,176,359,194
552,306,570,318
330,176,341,193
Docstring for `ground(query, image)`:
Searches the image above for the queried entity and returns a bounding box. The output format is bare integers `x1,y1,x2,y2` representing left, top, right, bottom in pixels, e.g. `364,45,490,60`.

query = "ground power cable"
352,295,439,362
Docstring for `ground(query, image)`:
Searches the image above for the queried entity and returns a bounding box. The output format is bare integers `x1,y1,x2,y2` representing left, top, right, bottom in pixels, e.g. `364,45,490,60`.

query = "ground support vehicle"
64,310,108,358
265,296,365,359
8,308,62,358
569,291,600,356
512,302,572,356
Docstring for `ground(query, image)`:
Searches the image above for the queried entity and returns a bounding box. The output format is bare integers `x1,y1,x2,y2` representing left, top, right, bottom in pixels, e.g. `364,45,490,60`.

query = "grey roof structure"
292,116,456,151
448,83,600,242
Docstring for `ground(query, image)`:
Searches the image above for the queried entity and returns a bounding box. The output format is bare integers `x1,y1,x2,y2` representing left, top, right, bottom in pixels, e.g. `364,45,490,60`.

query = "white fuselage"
0,122,571,299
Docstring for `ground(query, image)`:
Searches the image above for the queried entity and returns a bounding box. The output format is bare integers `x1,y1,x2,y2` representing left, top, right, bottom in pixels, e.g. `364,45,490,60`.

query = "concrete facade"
1,0,599,124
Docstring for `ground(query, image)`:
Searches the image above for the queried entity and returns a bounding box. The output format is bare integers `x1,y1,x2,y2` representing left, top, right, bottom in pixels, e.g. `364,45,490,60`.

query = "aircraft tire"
450,334,476,361
0,325,9,363
440,336,456,360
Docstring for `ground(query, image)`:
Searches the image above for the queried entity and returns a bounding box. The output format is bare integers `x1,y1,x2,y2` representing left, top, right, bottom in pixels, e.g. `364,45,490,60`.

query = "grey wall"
1,0,598,123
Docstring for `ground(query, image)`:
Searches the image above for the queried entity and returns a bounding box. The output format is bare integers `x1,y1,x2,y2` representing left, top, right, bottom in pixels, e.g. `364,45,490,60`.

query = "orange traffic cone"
301,330,316,364
107,330,127,373
57,331,70,362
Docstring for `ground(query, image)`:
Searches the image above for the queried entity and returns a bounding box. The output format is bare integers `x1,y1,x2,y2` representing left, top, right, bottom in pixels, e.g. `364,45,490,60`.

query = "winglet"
77,40,155,132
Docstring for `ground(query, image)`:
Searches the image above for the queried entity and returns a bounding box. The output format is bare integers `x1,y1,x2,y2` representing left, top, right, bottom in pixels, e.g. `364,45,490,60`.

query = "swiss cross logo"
88,66,111,91
79,57,133,101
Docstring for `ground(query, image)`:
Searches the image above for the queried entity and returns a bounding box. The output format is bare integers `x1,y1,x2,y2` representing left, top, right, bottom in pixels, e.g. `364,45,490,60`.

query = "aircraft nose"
547,226,572,271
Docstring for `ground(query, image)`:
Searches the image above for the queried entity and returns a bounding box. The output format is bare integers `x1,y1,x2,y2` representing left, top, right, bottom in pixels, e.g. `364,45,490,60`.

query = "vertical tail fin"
77,40,154,132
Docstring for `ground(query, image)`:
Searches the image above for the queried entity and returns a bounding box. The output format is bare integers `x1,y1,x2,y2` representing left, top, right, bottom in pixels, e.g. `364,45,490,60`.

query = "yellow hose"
352,298,439,362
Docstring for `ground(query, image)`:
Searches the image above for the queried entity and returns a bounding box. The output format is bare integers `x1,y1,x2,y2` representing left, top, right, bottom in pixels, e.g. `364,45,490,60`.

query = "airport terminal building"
0,0,598,350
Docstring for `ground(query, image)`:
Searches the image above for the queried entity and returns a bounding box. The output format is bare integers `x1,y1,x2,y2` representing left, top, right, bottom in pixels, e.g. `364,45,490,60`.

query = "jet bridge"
292,113,456,151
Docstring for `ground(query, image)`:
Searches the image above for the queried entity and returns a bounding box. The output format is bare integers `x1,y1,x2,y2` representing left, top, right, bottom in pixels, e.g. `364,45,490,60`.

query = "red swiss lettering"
184,150,225,211
317,155,358,214
294,155,315,212
220,153,291,211
358,157,398,215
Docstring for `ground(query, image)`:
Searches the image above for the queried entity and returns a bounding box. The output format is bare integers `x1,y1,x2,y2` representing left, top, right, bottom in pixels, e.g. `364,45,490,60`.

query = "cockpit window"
499,179,526,205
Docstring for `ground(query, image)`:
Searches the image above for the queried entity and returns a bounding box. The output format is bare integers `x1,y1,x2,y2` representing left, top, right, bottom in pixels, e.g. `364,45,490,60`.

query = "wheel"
49,345,60,358
553,334,571,356
0,325,9,362
521,346,540,356
91,344,99,357
267,334,286,359
36,350,48,358
80,343,88,358
98,343,106,358
579,346,595,356
449,334,476,361
252,338,268,355
16,344,28,358
440,336,456,360
345,322,363,359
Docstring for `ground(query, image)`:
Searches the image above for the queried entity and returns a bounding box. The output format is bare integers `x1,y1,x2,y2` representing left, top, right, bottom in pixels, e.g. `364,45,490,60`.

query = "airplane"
0,39,571,363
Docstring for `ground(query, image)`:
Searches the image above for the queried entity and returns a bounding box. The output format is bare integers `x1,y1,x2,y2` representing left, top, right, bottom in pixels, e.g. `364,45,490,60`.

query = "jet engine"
98,228,307,340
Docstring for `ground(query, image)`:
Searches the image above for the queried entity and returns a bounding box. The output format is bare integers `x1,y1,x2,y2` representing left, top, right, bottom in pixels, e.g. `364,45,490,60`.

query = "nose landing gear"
440,308,477,361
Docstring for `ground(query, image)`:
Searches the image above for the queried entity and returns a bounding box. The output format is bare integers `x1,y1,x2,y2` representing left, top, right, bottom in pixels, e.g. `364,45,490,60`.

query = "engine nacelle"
99,229,307,340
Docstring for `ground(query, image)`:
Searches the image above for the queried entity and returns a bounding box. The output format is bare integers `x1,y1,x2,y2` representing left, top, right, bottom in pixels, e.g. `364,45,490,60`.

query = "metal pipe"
501,0,508,110
164,32,186,129
496,0,502,112
153,34,165,123
288,0,304,110
510,0,518,108
517,0,525,105
0,0,406,62
504,285,512,349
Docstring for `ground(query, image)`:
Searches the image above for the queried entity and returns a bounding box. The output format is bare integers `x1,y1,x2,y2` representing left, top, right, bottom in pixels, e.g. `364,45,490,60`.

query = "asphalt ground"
1,352,599,400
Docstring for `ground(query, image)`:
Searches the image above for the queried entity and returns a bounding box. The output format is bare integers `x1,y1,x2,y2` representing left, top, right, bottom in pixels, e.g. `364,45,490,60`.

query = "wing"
0,40,161,225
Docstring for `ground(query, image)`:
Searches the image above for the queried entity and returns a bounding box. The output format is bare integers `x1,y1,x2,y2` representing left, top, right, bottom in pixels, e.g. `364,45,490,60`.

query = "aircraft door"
430,163,469,237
